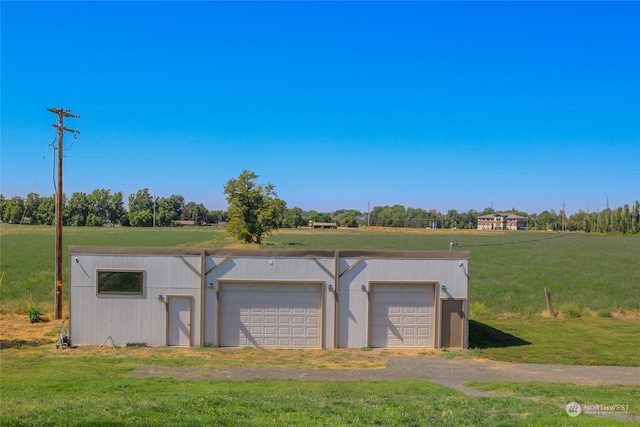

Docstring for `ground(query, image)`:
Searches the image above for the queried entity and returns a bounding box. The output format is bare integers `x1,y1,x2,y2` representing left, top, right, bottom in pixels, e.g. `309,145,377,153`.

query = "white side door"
167,296,192,346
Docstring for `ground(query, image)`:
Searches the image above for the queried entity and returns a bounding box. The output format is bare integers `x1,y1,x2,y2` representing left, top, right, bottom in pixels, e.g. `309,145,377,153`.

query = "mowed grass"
0,346,636,426
469,318,640,366
465,381,640,417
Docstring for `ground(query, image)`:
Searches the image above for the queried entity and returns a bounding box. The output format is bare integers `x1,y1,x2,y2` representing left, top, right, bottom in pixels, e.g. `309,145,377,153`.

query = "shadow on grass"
0,338,53,349
469,320,531,349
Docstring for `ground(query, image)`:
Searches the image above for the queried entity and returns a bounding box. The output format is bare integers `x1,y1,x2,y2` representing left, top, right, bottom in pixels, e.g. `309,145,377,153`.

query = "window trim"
96,269,146,296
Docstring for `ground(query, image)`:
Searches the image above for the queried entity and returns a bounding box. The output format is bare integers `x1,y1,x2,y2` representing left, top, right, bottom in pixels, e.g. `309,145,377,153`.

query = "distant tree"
2,196,25,224
153,194,184,227
281,207,304,228
35,195,56,225
183,201,208,225
444,209,461,229
223,170,285,244
308,211,332,223
24,193,40,222
632,201,640,234
85,189,111,226
480,206,496,216
333,209,361,225
67,192,89,226
128,189,154,227
0,194,5,220
206,210,228,224
340,216,359,228
536,210,558,231
108,191,127,225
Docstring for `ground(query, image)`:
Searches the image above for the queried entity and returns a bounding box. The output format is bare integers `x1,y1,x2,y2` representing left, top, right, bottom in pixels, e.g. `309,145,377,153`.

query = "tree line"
1,189,638,235
368,203,640,234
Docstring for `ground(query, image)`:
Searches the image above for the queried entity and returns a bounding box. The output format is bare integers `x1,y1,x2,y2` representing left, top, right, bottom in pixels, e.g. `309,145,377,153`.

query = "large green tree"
223,170,284,244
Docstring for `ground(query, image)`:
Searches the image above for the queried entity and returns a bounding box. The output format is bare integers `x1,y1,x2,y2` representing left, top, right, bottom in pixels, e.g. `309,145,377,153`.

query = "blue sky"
2,1,639,215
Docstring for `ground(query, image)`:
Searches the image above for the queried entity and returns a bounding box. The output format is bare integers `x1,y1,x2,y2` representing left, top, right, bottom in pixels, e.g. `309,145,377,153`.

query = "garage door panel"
220,283,322,348
370,284,435,348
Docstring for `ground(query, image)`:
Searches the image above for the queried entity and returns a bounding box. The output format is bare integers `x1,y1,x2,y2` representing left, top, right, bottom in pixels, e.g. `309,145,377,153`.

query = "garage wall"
203,253,336,348
70,247,469,349
337,255,469,349
69,247,202,347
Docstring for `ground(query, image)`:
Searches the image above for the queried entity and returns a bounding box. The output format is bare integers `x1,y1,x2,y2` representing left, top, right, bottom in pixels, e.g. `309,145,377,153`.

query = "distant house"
477,213,528,230
176,220,196,227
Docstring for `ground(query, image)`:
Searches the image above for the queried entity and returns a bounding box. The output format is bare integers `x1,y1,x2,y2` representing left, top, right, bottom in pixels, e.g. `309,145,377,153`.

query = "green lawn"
469,318,640,366
465,381,640,417
1,347,636,426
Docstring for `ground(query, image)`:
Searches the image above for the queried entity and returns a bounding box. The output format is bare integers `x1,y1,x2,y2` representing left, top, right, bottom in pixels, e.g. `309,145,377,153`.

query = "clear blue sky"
2,1,639,215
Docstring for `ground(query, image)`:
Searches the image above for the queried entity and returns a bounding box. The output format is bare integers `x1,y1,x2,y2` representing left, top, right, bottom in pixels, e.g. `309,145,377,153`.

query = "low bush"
26,305,44,323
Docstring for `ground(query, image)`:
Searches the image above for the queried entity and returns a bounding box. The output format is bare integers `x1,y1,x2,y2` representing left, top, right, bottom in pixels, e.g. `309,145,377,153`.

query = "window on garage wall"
97,270,145,295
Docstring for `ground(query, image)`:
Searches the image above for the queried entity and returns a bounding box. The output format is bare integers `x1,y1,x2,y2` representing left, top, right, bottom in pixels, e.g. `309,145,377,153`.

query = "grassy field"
1,224,638,317
1,224,639,425
468,317,640,366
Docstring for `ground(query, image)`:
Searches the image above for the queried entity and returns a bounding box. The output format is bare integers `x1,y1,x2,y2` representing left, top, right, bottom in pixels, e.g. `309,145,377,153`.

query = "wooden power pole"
47,108,79,320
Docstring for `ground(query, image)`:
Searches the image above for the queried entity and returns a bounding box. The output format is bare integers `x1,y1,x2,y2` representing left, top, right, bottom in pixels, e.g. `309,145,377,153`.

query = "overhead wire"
8,144,51,247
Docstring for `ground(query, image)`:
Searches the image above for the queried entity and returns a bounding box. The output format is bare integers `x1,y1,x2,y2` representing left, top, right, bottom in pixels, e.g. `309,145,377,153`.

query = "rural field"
1,224,639,425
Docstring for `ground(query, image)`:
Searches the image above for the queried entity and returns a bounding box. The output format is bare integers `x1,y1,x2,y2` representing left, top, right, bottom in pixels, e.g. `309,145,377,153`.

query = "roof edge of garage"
69,246,469,260
338,250,469,259
205,248,336,258
69,246,204,256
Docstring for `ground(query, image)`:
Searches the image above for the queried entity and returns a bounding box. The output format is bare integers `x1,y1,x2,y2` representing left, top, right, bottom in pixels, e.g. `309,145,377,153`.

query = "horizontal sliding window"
97,270,144,295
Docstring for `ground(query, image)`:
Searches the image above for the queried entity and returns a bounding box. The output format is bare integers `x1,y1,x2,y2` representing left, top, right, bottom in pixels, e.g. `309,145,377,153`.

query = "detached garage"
69,247,469,349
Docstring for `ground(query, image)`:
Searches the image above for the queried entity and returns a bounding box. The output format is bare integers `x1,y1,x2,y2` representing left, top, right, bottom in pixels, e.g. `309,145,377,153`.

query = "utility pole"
47,108,79,320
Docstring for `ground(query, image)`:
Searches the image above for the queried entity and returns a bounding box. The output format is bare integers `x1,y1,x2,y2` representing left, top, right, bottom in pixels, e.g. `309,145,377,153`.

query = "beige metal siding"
69,254,201,347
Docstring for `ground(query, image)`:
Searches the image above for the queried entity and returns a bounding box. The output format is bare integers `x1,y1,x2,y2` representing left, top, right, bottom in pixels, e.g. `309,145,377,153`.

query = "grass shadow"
469,320,531,349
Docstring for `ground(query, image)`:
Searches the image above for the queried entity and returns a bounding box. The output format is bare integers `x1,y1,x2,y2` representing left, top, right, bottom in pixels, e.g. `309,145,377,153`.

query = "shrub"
26,305,44,323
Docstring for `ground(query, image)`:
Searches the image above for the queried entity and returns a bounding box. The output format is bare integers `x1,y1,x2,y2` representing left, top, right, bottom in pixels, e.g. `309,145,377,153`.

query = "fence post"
544,287,556,318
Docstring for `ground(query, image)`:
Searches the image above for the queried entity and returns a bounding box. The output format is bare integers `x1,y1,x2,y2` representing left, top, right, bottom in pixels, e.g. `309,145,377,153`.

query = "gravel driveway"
134,356,640,396
133,356,640,421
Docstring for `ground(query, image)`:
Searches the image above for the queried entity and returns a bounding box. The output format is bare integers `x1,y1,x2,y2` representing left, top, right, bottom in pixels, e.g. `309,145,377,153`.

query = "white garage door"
370,283,435,348
219,283,322,348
